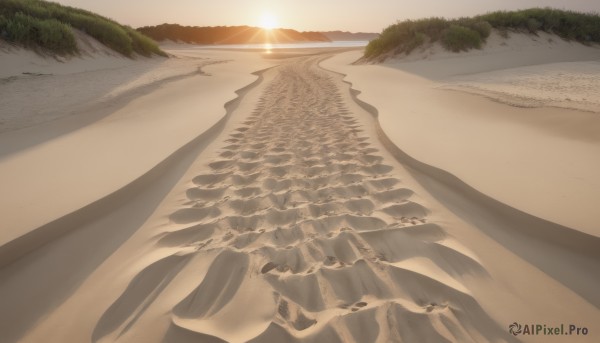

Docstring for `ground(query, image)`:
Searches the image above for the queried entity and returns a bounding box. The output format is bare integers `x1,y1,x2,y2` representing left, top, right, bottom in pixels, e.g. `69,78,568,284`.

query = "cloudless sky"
54,0,600,32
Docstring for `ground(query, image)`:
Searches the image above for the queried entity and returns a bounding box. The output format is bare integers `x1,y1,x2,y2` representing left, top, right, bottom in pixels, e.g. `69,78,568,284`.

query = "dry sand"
324,31,600,236
0,44,273,250
0,33,599,343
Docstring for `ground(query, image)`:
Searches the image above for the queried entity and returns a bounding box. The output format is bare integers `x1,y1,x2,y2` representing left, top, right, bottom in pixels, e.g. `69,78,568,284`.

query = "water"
192,41,368,50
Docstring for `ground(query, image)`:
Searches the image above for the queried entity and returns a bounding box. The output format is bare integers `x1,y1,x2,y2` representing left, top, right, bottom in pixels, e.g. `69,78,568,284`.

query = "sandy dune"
324,32,600,235
0,42,599,342
0,48,272,253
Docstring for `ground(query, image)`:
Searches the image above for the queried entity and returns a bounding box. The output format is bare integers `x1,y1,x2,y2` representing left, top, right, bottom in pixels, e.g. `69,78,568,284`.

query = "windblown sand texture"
84,56,513,342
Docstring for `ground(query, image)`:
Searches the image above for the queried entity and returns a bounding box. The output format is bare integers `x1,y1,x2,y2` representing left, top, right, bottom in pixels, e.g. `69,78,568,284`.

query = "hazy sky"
54,0,600,32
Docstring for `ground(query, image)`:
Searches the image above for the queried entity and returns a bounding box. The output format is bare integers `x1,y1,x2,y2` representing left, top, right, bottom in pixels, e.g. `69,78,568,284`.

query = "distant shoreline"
162,40,369,50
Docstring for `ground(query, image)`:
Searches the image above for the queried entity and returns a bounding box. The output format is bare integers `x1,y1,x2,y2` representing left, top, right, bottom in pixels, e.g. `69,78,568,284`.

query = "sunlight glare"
260,12,278,30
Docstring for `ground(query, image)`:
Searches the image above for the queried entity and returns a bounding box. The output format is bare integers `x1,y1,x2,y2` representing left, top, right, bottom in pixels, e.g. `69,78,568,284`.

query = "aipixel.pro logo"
509,322,589,336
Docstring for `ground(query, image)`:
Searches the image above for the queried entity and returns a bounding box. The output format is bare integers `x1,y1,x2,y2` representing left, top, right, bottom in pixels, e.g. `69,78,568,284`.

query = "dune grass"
365,8,600,59
0,0,166,57
0,11,76,54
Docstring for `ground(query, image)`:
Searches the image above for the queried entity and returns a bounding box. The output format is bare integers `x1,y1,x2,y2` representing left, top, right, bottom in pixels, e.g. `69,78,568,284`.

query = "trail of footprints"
96,58,512,342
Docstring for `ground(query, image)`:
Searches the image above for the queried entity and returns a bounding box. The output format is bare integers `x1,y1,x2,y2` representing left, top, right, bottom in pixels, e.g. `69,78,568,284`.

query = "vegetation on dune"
365,8,600,59
0,0,166,57
137,23,330,44
441,24,485,51
0,11,76,53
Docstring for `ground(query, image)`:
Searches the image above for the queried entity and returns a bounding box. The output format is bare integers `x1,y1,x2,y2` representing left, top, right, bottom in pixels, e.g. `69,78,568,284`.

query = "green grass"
441,25,483,52
0,12,76,54
365,8,600,59
0,0,166,57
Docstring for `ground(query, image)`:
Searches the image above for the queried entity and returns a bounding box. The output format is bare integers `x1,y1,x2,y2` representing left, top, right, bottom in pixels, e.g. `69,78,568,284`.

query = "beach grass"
0,0,166,57
365,8,600,58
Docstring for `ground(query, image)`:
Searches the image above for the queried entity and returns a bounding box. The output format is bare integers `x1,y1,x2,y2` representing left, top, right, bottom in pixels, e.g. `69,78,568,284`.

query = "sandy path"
86,56,515,343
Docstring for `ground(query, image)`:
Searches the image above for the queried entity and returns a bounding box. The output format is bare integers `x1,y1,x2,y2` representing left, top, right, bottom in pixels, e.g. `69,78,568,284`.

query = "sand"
323,31,600,236
0,44,273,252
0,32,599,343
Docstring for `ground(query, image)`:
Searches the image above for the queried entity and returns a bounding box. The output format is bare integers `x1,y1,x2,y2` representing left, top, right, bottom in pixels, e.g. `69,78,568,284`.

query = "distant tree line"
137,24,330,44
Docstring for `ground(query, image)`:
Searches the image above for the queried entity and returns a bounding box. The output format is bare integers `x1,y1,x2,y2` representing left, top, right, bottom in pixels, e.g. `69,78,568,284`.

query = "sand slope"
0,48,272,255
323,32,600,235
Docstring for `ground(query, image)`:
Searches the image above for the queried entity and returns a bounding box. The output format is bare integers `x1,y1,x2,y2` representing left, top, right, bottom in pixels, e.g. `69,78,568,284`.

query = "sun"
260,12,278,30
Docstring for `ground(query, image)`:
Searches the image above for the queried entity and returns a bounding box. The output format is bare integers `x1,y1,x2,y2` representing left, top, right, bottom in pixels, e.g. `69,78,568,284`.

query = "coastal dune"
0,33,599,343
323,30,600,235
0,46,273,255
